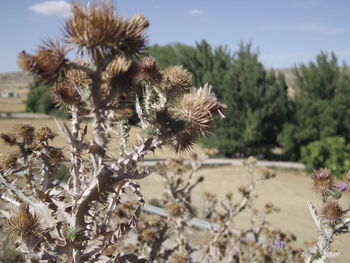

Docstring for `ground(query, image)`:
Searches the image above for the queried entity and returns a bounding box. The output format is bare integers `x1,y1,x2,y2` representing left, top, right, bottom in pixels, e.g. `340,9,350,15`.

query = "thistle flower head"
275,241,286,249
172,84,226,136
161,65,192,95
321,200,344,226
47,147,64,163
65,1,127,56
103,57,134,92
122,13,149,56
51,79,81,106
0,133,17,146
34,127,57,142
137,56,162,84
336,181,348,192
311,168,334,197
102,56,133,82
18,40,66,82
1,152,18,170
15,123,35,140
140,228,158,243
165,201,182,217
5,203,41,240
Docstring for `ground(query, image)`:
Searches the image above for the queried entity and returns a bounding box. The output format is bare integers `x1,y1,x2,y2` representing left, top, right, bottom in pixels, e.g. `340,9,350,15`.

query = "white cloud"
258,24,348,35
29,1,71,18
188,9,203,15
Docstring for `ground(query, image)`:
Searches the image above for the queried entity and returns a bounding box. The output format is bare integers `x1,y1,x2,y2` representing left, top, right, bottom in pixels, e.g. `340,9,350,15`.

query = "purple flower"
337,181,348,192
275,241,286,249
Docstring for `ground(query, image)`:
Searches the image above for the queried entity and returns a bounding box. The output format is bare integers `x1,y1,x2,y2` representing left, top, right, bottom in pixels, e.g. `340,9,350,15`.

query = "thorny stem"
70,105,83,196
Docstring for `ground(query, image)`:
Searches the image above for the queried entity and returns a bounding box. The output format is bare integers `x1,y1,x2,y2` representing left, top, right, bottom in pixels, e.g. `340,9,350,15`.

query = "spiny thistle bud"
311,168,334,197
0,133,17,146
166,131,197,153
18,40,66,82
5,203,41,240
137,56,162,84
65,2,127,55
165,201,182,217
161,65,192,94
34,127,57,142
1,152,18,170
321,200,344,226
172,84,226,136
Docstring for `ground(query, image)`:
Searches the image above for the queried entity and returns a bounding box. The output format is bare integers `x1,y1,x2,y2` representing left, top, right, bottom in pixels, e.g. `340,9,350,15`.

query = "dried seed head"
137,56,162,84
122,13,149,56
102,57,133,82
140,228,158,243
321,200,344,226
34,127,57,142
47,147,64,163
15,123,35,140
165,201,182,217
144,214,163,226
161,65,192,94
66,69,91,87
172,84,226,136
52,79,81,106
311,168,334,197
65,2,127,55
18,40,66,82
1,152,18,170
0,133,17,146
5,203,41,240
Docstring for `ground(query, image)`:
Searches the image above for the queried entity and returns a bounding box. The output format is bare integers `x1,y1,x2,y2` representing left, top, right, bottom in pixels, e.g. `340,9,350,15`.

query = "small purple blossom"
275,241,286,249
337,181,348,192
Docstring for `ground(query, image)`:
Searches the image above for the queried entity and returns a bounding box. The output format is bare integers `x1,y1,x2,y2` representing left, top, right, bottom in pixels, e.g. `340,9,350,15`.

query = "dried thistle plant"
126,156,302,263
304,168,350,262
0,1,225,262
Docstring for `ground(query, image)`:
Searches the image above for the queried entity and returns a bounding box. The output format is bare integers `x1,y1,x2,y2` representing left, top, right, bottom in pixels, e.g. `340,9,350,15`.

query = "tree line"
26,41,350,176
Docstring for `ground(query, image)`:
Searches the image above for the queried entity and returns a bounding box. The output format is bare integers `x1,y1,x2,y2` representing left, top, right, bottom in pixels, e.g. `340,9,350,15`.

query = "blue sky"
0,0,349,72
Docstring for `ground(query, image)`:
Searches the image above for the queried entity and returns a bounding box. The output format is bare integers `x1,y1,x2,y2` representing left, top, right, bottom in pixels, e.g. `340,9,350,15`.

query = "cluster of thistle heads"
311,168,349,226
0,124,62,171
17,1,225,153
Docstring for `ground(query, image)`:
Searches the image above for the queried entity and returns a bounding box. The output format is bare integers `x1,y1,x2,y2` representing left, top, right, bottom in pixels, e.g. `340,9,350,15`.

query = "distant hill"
0,72,32,91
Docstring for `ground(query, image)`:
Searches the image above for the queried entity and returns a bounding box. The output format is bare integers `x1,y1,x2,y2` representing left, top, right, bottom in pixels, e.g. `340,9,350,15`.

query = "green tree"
26,81,55,113
25,81,67,118
206,43,290,157
301,136,350,177
278,52,350,161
